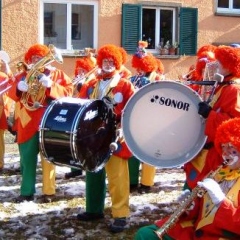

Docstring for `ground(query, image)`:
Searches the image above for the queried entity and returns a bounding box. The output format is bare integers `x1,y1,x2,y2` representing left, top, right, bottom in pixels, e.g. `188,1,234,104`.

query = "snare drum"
39,97,115,172
122,81,207,168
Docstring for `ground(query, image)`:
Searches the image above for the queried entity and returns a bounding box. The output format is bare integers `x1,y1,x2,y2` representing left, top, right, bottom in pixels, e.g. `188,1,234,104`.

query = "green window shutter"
122,4,142,54
179,7,198,56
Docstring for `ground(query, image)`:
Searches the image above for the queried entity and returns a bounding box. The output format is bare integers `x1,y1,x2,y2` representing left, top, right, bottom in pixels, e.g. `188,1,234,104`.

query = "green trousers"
18,134,39,196
86,168,106,213
128,156,156,186
134,224,173,240
128,156,141,185
85,155,130,218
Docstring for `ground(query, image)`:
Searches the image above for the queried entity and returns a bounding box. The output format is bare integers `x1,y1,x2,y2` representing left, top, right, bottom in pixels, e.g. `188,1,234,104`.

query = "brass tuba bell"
20,44,63,111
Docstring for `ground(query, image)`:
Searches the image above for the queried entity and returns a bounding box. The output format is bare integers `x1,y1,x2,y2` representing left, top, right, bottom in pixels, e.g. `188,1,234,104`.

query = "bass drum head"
122,81,207,168
73,99,116,172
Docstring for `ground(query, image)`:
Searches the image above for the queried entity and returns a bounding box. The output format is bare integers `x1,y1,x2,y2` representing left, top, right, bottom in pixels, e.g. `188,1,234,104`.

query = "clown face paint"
102,58,116,73
222,143,240,169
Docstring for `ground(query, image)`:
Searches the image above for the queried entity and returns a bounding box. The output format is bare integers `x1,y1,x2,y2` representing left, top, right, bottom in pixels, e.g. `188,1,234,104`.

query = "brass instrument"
20,44,63,111
72,66,98,96
154,164,223,239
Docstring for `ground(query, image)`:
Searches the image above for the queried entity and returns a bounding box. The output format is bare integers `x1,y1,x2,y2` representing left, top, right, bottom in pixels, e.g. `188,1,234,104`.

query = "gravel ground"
1,131,185,240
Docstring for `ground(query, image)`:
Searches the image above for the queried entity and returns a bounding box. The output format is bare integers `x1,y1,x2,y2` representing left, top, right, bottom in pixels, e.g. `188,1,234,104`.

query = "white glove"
17,81,28,92
39,74,53,88
1,59,11,75
197,178,225,205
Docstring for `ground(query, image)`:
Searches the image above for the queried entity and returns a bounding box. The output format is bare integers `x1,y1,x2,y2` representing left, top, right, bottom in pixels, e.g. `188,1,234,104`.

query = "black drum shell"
39,97,116,172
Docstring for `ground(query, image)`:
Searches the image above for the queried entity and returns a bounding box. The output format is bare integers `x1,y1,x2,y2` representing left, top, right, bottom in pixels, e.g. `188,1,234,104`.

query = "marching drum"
39,97,115,172
122,81,207,168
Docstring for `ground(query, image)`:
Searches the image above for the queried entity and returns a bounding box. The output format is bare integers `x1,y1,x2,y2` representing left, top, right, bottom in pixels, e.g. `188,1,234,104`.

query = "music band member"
128,41,164,194
65,55,97,179
134,117,240,240
8,43,73,203
184,45,240,190
76,44,135,233
0,50,12,171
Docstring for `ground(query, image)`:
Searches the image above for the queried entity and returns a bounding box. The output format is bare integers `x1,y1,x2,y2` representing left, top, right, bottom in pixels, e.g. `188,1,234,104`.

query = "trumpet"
72,66,98,96
154,164,223,239
20,44,63,111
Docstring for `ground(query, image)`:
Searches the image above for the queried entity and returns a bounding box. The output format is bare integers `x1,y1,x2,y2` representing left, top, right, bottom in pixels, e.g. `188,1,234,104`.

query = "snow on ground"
0,133,186,239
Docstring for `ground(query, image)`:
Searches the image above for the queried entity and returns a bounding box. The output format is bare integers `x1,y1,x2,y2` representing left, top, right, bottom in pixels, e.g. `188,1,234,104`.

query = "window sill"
61,50,87,57
155,54,180,59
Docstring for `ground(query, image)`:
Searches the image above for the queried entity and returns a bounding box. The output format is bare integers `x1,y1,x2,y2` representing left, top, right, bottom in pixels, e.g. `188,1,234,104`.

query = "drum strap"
90,73,121,100
209,85,226,108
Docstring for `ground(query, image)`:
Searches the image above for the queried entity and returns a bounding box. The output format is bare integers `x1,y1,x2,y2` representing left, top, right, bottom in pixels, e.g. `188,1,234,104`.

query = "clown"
0,50,12,170
128,41,164,194
8,43,73,203
184,45,240,191
76,44,135,233
65,55,97,179
134,117,240,240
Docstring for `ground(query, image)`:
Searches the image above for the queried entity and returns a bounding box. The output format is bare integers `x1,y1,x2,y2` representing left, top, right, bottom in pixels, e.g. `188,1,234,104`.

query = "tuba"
20,44,63,111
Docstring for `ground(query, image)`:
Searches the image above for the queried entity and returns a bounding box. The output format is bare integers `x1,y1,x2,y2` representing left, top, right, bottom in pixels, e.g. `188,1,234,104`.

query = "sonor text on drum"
150,95,190,111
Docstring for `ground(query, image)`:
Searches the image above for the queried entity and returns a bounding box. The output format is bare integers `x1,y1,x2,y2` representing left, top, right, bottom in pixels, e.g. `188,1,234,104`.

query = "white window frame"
142,6,177,54
216,0,240,15
39,0,98,52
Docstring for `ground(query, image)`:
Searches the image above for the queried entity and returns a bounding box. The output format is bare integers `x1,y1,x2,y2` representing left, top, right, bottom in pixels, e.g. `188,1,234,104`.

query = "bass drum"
39,97,115,172
122,81,207,168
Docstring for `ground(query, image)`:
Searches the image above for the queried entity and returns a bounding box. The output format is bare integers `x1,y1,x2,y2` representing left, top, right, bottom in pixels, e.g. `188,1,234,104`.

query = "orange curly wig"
195,50,216,80
118,47,128,64
24,44,49,64
214,45,240,77
197,44,217,58
74,57,96,76
97,44,122,70
156,59,164,74
132,53,157,73
215,118,240,155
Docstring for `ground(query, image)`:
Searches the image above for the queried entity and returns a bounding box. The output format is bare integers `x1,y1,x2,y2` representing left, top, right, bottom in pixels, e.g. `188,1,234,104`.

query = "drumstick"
109,129,121,152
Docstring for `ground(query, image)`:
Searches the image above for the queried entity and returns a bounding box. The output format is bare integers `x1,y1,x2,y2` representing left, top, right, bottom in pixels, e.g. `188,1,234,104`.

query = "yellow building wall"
2,0,240,80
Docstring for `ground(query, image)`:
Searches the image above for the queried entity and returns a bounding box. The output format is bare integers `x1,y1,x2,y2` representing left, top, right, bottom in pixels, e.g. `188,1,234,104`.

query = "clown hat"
24,44,49,64
131,41,157,73
214,45,240,77
97,44,122,70
215,118,240,155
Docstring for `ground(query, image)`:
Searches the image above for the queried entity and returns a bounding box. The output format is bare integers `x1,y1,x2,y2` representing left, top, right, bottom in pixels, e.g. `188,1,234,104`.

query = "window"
122,4,198,56
216,0,240,15
142,8,175,51
40,1,98,51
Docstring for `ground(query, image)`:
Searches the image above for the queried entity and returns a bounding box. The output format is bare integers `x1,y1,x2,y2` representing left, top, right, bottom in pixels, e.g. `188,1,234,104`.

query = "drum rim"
122,81,207,168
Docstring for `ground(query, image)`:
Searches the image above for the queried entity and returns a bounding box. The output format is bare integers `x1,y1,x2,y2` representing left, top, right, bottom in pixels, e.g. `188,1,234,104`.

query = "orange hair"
74,57,96,76
214,45,240,77
156,59,164,74
132,53,157,73
24,44,49,64
197,44,217,58
195,50,216,80
97,44,122,70
215,118,240,155
118,47,128,64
